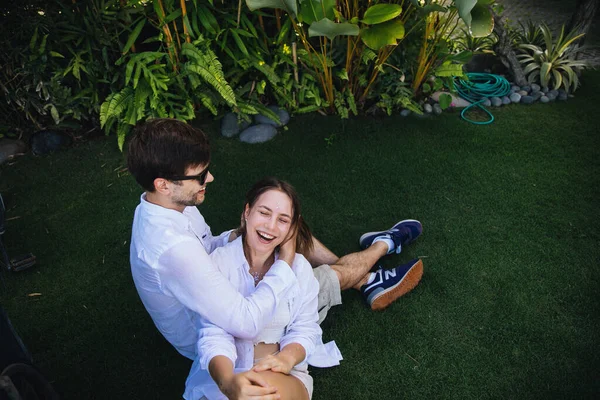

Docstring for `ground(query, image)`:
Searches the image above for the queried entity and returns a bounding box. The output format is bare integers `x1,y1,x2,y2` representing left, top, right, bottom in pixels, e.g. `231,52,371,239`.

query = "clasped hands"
219,352,297,400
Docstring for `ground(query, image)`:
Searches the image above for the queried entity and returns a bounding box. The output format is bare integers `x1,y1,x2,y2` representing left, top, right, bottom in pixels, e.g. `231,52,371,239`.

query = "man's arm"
159,238,296,339
304,236,339,267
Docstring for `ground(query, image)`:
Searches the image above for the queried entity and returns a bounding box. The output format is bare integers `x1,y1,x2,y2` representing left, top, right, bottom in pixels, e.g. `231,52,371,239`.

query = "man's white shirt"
129,193,297,359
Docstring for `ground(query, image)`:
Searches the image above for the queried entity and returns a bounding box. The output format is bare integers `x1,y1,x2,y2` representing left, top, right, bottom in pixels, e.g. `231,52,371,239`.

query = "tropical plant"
0,0,131,132
410,0,495,93
516,23,589,93
453,27,497,54
245,0,494,114
511,19,545,47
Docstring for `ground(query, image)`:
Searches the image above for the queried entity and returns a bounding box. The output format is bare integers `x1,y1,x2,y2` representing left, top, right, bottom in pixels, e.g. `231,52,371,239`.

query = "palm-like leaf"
182,42,237,106
517,22,589,93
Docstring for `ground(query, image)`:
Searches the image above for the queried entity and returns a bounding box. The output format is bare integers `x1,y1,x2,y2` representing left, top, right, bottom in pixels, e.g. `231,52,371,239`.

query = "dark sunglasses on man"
168,167,210,186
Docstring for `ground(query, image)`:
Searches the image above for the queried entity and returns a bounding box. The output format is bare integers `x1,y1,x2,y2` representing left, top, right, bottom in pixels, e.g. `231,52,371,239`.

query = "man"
128,119,423,386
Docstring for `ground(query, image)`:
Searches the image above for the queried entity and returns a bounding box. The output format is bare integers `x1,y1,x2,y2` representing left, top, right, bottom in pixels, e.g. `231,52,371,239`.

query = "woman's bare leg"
256,371,309,400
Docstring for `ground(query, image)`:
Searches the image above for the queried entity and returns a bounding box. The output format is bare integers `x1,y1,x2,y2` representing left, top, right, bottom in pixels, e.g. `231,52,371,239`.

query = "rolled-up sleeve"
159,240,296,339
197,317,237,370
279,258,322,363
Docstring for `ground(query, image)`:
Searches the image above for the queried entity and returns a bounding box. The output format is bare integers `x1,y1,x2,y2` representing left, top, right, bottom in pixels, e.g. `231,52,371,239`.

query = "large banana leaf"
361,4,402,25
245,0,298,17
469,3,494,37
454,0,494,37
299,0,336,24
308,18,359,40
360,19,405,50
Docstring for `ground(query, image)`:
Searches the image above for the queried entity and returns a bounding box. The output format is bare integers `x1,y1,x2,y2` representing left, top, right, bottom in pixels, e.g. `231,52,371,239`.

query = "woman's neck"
242,238,274,275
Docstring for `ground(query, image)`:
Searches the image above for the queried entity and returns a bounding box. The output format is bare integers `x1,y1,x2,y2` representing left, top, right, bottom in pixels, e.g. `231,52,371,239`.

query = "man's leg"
307,220,424,312
325,241,390,290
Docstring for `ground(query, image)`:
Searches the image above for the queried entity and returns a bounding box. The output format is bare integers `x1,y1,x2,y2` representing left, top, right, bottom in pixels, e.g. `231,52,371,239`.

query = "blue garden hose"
453,73,511,125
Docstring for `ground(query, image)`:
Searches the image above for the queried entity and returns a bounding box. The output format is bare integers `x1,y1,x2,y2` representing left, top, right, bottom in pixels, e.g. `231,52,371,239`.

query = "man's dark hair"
127,119,210,192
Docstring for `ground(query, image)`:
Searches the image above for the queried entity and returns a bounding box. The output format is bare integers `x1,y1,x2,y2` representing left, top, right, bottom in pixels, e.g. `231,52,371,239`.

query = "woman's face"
244,189,294,255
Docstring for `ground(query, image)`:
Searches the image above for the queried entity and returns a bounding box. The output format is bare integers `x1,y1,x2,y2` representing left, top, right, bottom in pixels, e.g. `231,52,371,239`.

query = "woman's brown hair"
240,177,313,255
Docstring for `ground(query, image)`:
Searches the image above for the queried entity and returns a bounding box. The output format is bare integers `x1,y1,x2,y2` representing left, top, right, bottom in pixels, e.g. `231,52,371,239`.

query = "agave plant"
517,23,589,93
511,20,545,47
453,27,497,54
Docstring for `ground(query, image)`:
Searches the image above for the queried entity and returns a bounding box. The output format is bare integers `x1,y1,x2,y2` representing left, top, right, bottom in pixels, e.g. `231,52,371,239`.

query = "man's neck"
146,191,185,213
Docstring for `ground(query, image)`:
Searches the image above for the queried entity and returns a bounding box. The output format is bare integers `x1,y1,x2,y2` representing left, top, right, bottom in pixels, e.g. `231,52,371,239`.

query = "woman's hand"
220,370,280,400
252,353,296,375
211,356,279,400
253,344,306,375
278,223,298,267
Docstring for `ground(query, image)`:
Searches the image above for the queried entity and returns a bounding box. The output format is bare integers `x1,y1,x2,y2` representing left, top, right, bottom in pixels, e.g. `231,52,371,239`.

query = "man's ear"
153,178,171,195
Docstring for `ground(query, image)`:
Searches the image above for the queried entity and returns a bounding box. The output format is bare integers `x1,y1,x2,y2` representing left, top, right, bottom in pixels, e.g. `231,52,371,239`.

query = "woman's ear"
243,204,250,220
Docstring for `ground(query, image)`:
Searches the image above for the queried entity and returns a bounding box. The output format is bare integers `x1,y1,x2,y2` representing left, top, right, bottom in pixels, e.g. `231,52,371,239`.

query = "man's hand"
220,370,280,400
252,352,296,375
278,224,298,267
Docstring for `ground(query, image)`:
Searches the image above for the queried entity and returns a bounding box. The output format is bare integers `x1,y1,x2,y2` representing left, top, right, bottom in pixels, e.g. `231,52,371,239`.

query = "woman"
184,178,342,400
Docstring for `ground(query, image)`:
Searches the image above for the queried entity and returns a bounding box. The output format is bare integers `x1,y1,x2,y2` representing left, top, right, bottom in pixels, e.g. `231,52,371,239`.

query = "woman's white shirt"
184,237,342,400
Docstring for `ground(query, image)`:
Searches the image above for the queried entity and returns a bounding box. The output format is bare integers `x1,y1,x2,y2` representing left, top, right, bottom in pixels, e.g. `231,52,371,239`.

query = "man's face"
170,164,214,207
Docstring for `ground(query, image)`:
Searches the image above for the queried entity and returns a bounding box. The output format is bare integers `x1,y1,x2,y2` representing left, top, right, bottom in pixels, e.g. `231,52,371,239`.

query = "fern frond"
361,48,377,65
117,123,131,151
346,89,357,116
253,61,280,84
100,87,134,130
182,42,237,106
197,91,219,115
296,105,321,114
334,91,349,119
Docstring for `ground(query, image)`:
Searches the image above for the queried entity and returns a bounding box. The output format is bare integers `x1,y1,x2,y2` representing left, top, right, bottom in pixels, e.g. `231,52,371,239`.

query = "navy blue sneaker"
359,219,423,254
360,259,423,310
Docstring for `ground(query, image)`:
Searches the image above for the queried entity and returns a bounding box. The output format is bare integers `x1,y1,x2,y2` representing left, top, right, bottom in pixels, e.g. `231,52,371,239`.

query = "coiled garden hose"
453,73,511,125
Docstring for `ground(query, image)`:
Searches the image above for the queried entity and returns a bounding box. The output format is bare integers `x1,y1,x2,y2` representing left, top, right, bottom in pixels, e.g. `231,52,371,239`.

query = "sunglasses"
168,167,210,186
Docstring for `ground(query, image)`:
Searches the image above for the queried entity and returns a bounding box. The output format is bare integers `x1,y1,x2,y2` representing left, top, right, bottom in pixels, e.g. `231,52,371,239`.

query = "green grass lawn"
1,72,599,399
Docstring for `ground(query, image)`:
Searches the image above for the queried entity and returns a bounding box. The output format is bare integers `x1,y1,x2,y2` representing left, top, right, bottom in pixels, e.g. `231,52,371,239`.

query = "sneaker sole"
370,259,423,311
359,219,422,248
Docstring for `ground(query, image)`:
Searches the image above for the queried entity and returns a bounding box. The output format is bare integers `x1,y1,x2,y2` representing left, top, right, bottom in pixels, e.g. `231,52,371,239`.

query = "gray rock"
546,92,557,101
548,89,559,98
542,87,549,93
518,90,529,97
510,93,522,103
521,85,531,93
424,103,433,113
0,139,27,165
558,89,568,101
490,97,502,107
400,109,411,117
482,98,492,107
221,112,251,138
239,124,278,144
433,104,442,115
531,83,541,93
254,106,290,127
502,96,511,105
540,96,550,103
269,105,290,126
240,124,277,144
521,95,535,104
30,130,72,155
511,85,520,93
531,91,543,101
